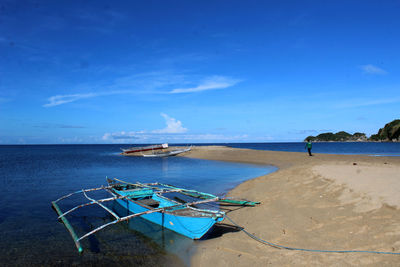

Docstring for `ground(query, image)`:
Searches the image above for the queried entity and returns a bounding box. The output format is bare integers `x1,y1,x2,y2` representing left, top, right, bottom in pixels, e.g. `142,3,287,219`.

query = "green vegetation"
369,119,400,141
305,119,400,142
305,131,366,142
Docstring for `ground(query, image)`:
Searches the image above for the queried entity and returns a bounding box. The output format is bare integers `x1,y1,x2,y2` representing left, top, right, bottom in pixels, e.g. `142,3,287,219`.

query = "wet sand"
184,146,400,266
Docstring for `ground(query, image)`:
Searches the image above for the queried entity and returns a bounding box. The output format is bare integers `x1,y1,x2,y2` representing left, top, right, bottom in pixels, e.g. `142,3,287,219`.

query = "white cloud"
43,74,240,107
360,64,387,75
102,113,187,143
101,132,251,143
175,133,249,141
334,97,400,109
100,114,255,143
152,113,188,133
34,123,85,129
43,91,130,107
169,76,240,94
102,131,141,141
44,93,99,107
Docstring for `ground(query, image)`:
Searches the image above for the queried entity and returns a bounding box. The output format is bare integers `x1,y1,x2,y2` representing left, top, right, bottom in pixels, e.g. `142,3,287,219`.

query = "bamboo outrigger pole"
51,201,83,253
77,196,221,243
51,186,116,254
53,186,113,203
58,196,121,219
52,178,260,253
52,184,224,253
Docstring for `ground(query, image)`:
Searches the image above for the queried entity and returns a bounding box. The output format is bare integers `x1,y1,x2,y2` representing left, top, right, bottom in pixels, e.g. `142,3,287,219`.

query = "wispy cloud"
111,71,188,93
169,76,240,94
334,97,400,109
43,91,130,107
102,131,141,141
43,71,182,107
33,123,85,129
44,74,240,107
360,64,387,75
44,93,98,107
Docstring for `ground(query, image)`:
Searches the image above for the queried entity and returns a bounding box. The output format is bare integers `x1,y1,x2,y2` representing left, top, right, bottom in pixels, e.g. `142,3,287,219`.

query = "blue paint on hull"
114,198,223,239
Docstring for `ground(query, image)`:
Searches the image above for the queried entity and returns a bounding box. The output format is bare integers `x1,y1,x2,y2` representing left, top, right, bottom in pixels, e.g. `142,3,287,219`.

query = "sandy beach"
184,146,400,266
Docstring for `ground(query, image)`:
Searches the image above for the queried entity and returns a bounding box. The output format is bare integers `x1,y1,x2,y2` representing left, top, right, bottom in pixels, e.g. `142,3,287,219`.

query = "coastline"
184,146,400,266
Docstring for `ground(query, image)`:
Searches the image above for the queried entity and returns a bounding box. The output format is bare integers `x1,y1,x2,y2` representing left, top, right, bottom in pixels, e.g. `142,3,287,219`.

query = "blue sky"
1,0,399,144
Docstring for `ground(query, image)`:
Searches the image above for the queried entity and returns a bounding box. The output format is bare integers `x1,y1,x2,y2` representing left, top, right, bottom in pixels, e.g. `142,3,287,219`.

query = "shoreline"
183,146,400,266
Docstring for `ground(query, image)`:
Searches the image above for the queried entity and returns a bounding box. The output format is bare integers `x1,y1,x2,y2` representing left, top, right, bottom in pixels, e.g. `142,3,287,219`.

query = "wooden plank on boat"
153,183,260,206
179,191,260,206
113,179,260,206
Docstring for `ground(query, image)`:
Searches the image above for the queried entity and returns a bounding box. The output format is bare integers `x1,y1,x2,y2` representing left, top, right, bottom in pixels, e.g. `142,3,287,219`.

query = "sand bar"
183,146,400,266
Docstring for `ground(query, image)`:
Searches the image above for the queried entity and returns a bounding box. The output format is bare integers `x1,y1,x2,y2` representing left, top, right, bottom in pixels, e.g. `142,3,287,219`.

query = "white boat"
142,146,192,157
121,143,168,154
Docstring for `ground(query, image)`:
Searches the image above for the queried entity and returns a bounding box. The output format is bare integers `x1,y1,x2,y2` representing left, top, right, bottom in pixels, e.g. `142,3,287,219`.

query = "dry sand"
182,146,400,266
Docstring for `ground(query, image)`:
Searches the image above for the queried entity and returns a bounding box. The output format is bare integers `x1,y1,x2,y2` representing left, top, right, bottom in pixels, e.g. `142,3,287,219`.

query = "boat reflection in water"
111,200,196,265
51,175,263,267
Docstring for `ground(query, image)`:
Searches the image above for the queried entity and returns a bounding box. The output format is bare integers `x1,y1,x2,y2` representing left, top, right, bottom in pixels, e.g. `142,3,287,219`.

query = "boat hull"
122,143,168,154
114,198,223,239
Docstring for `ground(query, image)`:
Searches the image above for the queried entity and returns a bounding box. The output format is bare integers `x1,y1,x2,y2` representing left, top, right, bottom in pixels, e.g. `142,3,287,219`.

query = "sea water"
218,142,400,156
2,142,397,266
0,145,276,266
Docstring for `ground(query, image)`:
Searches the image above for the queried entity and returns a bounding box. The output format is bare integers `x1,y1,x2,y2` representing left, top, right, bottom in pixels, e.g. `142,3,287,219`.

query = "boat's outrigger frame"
51,179,259,253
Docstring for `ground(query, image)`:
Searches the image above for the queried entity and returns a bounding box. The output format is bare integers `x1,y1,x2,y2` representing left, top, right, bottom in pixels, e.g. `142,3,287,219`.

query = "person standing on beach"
305,140,313,156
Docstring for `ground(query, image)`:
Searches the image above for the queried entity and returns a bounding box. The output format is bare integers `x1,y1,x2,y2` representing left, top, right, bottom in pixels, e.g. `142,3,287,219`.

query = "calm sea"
1,142,397,266
0,145,275,266
192,142,400,156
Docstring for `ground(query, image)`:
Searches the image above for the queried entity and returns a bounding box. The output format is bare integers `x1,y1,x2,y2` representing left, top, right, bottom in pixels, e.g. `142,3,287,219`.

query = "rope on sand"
225,215,400,255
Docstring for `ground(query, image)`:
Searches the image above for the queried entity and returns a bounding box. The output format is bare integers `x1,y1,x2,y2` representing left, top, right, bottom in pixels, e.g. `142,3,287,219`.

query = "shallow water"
222,142,400,156
0,145,275,266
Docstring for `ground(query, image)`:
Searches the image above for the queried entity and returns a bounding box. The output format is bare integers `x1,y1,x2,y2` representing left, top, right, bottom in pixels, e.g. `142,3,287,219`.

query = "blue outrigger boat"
51,178,259,253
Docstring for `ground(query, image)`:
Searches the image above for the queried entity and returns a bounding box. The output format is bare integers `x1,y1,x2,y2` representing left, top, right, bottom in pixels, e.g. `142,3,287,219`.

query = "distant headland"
305,119,400,142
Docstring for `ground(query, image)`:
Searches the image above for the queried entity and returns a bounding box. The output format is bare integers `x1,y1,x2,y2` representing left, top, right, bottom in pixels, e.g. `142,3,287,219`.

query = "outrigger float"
51,178,259,253
141,146,192,157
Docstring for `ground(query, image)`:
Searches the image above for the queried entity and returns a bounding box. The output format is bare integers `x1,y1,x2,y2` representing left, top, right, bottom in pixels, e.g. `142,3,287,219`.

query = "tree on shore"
370,119,400,141
305,119,399,142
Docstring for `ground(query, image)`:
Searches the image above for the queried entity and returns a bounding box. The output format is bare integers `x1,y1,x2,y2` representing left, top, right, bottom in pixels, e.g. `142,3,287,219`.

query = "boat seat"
138,198,160,208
